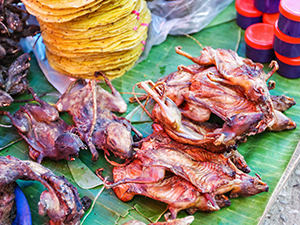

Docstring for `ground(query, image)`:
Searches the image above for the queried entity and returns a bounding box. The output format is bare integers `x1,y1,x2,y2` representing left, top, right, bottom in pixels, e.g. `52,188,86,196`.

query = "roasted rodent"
0,155,89,224
56,73,142,161
1,88,85,163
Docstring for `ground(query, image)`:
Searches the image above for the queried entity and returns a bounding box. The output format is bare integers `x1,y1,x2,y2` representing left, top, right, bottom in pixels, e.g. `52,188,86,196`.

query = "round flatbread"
24,0,151,79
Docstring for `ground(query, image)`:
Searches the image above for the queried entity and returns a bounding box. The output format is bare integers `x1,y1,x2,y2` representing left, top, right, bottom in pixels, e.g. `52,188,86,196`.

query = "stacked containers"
245,23,274,63
235,0,278,64
274,21,300,58
274,0,300,78
278,0,300,37
235,0,300,78
236,0,262,29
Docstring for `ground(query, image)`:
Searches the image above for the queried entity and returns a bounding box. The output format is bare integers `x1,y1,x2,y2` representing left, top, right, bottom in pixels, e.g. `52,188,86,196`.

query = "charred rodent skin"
230,176,269,198
0,182,15,225
0,1,39,44
0,53,30,107
136,47,296,151
0,155,89,224
3,53,30,95
56,73,142,161
98,131,268,219
271,95,296,112
0,0,40,107
1,88,85,163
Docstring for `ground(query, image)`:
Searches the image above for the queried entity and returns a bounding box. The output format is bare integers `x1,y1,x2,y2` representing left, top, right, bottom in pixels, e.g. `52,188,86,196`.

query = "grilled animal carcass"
0,155,90,225
0,0,39,65
140,127,250,173
135,134,267,196
100,160,230,219
175,46,296,132
136,47,296,150
267,95,296,131
0,1,40,45
56,72,142,161
98,131,268,219
0,53,30,107
0,0,40,107
100,156,266,219
271,95,296,112
175,46,276,128
137,80,263,151
1,88,85,163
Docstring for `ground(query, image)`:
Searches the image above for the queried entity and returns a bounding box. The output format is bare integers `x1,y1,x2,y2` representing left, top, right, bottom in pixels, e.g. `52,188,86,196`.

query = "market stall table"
1,2,300,224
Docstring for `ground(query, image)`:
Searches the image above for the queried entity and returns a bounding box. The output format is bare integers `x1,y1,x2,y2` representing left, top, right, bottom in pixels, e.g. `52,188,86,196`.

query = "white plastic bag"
140,0,233,60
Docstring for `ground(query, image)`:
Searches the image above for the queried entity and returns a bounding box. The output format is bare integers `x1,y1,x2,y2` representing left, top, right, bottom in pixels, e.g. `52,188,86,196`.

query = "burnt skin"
56,74,142,161
1,88,84,162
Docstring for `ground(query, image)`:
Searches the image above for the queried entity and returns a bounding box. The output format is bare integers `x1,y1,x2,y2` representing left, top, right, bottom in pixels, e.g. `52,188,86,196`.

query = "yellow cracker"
47,0,136,29
36,0,99,9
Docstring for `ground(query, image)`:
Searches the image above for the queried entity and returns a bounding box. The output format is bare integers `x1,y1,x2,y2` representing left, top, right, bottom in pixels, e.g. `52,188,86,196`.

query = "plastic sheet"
21,0,233,92
140,0,233,60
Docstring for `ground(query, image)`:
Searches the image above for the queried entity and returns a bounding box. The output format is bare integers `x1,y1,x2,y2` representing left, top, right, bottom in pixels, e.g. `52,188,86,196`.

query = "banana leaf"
1,2,300,225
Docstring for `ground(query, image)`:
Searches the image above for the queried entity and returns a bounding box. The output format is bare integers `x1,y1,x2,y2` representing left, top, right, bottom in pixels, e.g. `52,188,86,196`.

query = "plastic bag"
21,0,233,92
140,0,234,61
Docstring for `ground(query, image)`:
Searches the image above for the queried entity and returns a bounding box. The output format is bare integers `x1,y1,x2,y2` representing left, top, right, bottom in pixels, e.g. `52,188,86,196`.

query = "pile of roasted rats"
0,40,297,224
0,71,140,223
0,155,90,225
0,0,39,107
98,46,296,224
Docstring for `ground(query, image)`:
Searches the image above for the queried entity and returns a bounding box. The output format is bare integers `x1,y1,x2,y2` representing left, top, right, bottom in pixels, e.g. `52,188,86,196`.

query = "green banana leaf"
1,2,300,224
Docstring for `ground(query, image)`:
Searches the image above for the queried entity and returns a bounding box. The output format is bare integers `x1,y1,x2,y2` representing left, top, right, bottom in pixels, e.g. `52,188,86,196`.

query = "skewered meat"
0,155,90,224
56,72,142,161
123,216,194,225
1,88,85,163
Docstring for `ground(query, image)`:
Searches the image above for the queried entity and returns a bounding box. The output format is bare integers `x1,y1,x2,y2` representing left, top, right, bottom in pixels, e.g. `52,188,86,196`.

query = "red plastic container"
275,51,300,78
274,21,300,58
236,0,262,29
245,23,274,63
263,13,279,25
278,0,300,37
